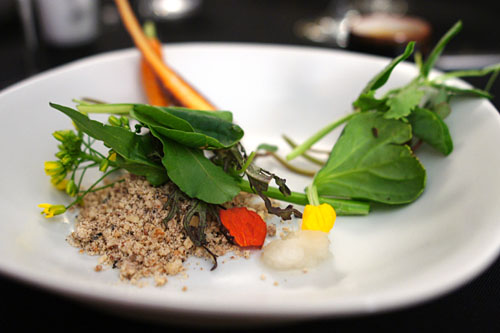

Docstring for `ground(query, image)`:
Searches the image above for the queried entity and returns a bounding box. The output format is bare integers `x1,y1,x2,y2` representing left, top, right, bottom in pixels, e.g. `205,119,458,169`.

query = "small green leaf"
131,105,244,149
425,87,451,119
433,102,452,119
151,129,241,204
114,156,169,185
353,92,388,112
257,143,278,152
433,63,500,82
421,21,462,77
314,112,426,204
361,41,415,94
50,103,168,185
384,85,425,119
408,107,453,155
166,106,234,123
428,82,493,99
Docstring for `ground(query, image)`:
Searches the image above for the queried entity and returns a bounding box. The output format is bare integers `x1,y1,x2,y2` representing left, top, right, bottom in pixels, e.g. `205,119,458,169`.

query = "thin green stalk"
269,152,316,177
80,152,105,165
421,21,462,78
84,178,125,194
282,135,325,166
286,112,356,161
81,140,106,159
76,162,95,190
306,184,320,206
238,151,256,174
143,20,157,38
66,168,120,210
433,63,500,82
485,69,500,92
237,179,370,216
76,103,134,115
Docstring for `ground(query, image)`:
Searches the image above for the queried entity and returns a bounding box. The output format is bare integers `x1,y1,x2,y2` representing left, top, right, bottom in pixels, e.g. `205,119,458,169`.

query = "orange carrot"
114,0,216,111
141,22,170,106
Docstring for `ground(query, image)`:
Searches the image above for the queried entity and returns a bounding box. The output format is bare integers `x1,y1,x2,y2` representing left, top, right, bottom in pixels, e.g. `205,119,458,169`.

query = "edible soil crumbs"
68,174,269,285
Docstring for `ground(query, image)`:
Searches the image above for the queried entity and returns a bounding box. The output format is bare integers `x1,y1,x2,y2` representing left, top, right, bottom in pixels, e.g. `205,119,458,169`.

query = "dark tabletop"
1,0,500,331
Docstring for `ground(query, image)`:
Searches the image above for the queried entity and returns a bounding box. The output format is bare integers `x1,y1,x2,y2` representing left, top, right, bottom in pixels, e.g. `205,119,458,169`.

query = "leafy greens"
287,20,500,209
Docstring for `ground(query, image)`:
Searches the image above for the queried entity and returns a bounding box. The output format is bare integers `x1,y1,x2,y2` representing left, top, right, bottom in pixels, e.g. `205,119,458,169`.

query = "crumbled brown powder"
68,174,265,284
267,224,276,237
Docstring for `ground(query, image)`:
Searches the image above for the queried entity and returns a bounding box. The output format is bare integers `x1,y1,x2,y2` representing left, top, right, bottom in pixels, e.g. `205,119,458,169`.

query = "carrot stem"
141,21,171,106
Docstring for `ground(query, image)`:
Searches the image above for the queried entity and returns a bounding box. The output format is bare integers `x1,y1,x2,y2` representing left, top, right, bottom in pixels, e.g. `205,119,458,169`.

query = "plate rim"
1,42,500,320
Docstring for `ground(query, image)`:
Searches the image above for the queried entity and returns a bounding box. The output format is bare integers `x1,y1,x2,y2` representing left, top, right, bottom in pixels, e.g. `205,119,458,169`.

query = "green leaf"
50,103,168,185
384,85,425,119
150,129,241,204
131,105,244,149
353,92,388,112
313,112,426,204
433,102,452,119
424,87,451,119
360,41,415,94
433,63,500,82
166,106,234,123
428,82,493,99
132,105,194,132
421,21,462,77
408,107,453,155
114,156,169,185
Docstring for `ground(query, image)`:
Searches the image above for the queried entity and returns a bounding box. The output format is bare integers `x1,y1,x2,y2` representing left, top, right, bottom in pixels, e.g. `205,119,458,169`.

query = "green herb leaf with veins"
43,102,369,217
286,20,500,208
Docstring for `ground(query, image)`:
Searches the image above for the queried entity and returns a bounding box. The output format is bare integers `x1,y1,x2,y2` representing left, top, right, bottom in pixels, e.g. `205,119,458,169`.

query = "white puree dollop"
261,230,331,270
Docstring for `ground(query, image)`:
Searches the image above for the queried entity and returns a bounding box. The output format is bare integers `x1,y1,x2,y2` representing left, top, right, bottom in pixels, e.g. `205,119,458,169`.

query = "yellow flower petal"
301,203,336,233
44,161,65,176
51,177,68,191
38,203,66,218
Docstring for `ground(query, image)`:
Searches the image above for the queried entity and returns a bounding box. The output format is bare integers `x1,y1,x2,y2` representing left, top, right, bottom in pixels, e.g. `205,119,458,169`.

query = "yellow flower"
99,159,110,172
44,161,65,176
108,152,117,162
301,203,336,233
38,203,66,218
52,130,72,142
51,177,68,190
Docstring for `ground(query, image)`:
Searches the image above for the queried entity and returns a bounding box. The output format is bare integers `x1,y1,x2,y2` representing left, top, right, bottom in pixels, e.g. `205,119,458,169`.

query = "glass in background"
137,0,202,21
294,0,431,58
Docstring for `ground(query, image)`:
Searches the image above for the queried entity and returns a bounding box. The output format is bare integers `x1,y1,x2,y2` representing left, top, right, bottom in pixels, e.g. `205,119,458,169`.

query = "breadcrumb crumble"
68,174,271,285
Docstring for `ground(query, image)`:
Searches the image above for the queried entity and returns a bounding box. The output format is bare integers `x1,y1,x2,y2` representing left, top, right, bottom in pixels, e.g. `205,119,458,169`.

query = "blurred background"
2,0,500,107
1,0,500,331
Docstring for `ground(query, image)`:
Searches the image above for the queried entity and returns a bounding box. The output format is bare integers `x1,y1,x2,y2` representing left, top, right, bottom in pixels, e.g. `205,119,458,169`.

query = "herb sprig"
285,21,500,208
42,102,370,219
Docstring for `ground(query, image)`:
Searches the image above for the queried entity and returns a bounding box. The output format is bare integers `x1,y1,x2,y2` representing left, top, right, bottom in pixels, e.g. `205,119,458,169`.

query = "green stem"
80,152,105,165
238,151,256,174
485,69,500,92
66,168,120,210
76,103,134,115
143,20,157,38
77,162,96,190
306,184,320,206
83,178,125,194
286,113,356,161
269,152,316,177
237,179,370,216
282,135,325,166
81,140,106,159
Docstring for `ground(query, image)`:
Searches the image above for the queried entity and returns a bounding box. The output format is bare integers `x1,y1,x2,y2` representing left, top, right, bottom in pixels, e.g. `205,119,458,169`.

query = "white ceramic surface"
1,43,500,324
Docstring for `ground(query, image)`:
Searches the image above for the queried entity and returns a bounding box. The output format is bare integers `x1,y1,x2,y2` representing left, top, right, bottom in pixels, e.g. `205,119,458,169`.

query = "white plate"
1,43,500,325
